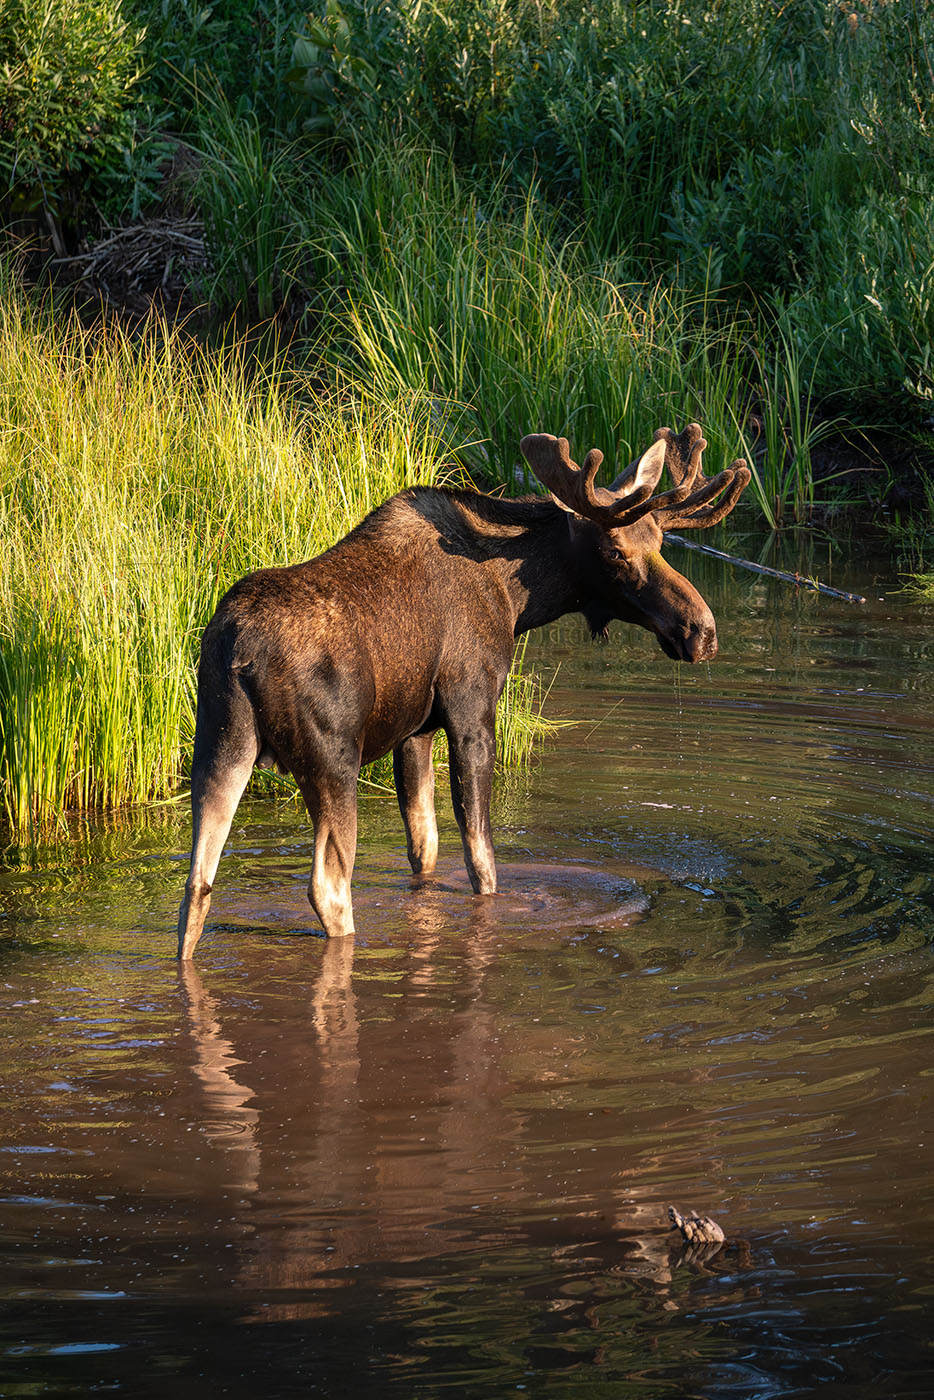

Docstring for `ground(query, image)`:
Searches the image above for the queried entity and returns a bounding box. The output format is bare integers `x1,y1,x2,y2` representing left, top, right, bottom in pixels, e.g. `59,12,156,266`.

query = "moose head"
520,422,751,662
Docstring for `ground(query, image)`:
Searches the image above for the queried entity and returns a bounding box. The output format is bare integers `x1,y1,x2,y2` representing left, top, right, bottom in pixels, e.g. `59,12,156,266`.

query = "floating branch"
664,533,866,604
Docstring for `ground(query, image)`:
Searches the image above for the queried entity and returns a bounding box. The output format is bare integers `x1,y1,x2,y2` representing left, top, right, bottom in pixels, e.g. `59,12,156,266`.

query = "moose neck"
442,494,591,636
507,516,587,635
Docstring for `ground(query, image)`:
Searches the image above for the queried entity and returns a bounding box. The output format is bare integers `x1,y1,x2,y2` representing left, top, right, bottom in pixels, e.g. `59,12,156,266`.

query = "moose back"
177,423,750,957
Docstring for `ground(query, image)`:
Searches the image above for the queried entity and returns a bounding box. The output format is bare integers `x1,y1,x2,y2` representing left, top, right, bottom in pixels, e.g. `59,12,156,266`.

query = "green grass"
192,86,307,318
903,573,934,601
302,141,814,508
0,293,554,848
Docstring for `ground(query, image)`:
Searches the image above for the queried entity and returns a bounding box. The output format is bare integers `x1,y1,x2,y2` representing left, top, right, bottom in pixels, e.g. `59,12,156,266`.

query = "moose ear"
629,439,667,496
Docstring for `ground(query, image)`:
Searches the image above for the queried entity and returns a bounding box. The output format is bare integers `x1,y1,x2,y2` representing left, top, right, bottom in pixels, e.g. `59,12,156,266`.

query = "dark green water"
1,537,932,1398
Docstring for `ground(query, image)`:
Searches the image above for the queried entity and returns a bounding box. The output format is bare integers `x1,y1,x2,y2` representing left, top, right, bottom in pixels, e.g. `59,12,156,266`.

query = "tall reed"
0,295,551,847
308,143,759,488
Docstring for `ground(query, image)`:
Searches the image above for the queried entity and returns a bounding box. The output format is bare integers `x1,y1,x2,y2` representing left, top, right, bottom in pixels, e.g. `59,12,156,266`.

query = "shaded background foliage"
124,1,934,423
5,2,934,422
3,2,934,525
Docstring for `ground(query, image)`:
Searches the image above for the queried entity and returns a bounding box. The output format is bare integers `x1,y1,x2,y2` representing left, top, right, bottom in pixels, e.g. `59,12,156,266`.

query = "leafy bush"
487,2,930,263
0,0,147,237
787,186,934,411
130,0,306,130
287,0,395,138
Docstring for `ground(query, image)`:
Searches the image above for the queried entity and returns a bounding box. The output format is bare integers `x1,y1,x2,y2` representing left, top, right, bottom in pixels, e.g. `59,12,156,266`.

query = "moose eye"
609,547,624,562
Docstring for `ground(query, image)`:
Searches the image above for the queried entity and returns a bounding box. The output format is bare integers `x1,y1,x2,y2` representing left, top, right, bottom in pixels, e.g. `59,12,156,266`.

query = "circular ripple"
220,853,651,938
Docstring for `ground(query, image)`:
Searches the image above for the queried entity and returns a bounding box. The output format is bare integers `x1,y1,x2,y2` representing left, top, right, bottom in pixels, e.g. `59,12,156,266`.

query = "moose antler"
519,434,667,527
520,425,750,530
651,423,752,530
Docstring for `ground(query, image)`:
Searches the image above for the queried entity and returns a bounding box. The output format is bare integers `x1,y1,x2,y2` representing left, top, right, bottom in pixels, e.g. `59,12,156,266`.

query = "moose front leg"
446,715,497,895
300,775,359,938
393,732,438,878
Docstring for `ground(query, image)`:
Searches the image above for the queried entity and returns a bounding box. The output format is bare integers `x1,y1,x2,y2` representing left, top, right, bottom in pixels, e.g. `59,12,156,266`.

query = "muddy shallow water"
1,539,932,1398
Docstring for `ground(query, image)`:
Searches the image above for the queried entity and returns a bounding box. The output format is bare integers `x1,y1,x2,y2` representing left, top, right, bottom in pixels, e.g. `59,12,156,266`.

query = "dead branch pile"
53,217,208,315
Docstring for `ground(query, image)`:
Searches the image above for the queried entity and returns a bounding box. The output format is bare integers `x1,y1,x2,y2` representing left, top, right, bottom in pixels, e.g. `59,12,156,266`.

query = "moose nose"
683,620,718,663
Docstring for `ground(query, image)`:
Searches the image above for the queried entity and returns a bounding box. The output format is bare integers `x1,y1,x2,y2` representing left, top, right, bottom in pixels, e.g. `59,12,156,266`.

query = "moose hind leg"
300,776,359,938
393,732,438,878
447,715,497,895
177,706,260,960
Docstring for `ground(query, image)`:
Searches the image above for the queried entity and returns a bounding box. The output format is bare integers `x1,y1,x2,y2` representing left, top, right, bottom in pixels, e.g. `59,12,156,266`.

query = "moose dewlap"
177,423,750,957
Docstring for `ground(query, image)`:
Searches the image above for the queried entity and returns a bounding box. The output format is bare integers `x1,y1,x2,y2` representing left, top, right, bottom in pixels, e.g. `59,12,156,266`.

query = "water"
1,538,932,1398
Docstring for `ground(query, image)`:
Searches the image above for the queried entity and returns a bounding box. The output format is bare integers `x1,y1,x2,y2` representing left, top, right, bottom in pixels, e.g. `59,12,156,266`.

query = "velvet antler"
519,434,667,527
651,423,752,530
520,424,750,531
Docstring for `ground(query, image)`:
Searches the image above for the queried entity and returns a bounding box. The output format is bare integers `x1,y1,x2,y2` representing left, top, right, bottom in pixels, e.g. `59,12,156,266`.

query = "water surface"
1,537,932,1398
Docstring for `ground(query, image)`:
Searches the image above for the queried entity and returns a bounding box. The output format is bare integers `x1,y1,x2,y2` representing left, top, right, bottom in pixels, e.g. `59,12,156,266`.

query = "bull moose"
177,422,750,958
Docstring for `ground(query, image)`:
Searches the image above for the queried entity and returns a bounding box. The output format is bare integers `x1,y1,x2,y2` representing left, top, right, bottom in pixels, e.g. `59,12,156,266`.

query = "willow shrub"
0,296,552,847
0,0,147,233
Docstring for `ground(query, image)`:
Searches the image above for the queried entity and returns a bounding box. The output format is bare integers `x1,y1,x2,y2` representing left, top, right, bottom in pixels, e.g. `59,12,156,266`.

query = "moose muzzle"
658,615,718,663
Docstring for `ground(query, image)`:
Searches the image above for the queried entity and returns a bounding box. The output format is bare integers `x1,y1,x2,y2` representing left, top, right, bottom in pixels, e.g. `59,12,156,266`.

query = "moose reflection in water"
177,893,737,1331
177,423,750,955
